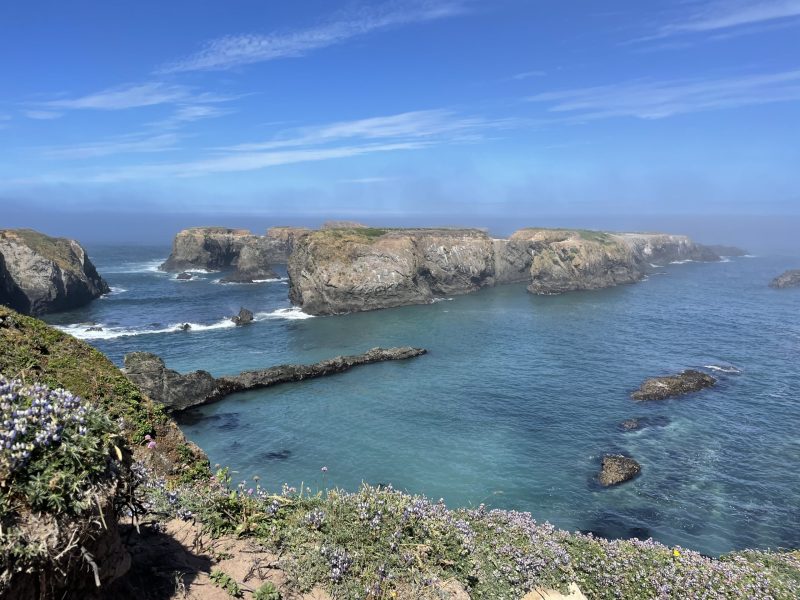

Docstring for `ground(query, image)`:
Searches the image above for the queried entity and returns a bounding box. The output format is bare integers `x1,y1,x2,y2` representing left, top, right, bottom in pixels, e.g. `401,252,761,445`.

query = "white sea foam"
254,307,314,321
704,365,742,374
103,259,167,274
56,317,237,340
212,277,288,285
99,287,127,298
431,297,454,303
669,259,695,265
649,263,664,268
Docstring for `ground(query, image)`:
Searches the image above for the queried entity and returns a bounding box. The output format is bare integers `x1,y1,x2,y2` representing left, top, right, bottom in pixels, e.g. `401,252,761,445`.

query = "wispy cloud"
23,110,62,120
157,0,470,73
43,82,192,110
527,69,800,120
647,0,800,39
220,109,503,152
511,70,546,81
33,107,511,181
42,133,181,160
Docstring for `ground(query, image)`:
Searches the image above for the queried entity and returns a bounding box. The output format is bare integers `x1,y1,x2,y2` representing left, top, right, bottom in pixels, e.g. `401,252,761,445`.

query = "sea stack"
0,228,109,315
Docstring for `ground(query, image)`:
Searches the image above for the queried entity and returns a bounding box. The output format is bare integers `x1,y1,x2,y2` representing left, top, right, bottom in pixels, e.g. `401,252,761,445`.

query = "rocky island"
631,369,717,401
0,228,109,315
769,270,800,289
160,226,310,282
287,226,721,315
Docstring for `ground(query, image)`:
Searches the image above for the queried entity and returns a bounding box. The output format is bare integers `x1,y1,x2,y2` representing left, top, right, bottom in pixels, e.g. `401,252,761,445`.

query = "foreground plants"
139,466,800,599
0,374,126,589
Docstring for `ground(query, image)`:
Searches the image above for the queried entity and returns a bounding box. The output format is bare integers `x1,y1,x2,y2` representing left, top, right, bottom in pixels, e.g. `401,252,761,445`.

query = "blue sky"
1,0,799,236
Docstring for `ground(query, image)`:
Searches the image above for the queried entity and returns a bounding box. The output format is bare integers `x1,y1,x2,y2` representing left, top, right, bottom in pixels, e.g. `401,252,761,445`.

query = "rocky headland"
631,369,717,401
0,228,109,315
769,270,800,289
160,226,310,281
123,346,427,412
288,226,721,315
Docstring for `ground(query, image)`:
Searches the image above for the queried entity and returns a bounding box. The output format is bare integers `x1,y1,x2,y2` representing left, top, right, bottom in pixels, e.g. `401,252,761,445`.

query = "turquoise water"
44,247,800,556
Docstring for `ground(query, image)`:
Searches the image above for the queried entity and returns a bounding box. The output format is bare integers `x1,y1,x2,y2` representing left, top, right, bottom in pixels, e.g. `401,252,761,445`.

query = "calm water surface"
44,246,800,556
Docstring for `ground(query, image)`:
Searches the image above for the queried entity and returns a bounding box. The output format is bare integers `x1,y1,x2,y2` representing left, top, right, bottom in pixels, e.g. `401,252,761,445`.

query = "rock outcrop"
619,416,670,432
769,270,800,289
124,347,427,412
706,245,748,257
631,369,716,401
288,227,720,314
161,226,309,279
0,229,109,315
231,307,254,326
123,352,217,412
598,455,641,486
289,228,497,315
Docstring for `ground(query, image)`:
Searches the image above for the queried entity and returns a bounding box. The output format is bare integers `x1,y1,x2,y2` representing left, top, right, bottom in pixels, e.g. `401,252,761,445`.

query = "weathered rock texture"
160,226,310,280
598,455,641,486
770,270,800,289
124,347,426,412
0,229,109,315
631,369,716,401
288,228,498,315
288,227,720,314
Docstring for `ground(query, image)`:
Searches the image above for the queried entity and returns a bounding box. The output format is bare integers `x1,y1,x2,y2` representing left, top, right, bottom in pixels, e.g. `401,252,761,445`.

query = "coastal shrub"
0,374,126,591
137,467,800,599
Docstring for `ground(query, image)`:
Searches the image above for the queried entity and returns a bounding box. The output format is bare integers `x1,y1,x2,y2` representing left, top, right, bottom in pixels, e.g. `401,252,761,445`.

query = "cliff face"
288,227,720,314
288,228,497,315
510,229,643,295
160,226,310,279
0,229,109,315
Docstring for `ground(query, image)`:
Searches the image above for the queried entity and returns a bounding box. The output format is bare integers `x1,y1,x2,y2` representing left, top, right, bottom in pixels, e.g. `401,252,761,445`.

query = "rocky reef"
288,226,720,314
598,454,641,486
124,346,427,412
160,226,310,281
631,369,717,401
0,228,109,315
770,270,800,289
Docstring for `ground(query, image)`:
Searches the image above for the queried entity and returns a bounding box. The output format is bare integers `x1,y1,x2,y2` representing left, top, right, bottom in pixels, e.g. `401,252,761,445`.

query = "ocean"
43,246,800,557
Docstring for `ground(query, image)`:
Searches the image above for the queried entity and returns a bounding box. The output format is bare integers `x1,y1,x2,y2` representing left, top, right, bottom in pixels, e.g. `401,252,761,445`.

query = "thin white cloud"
157,0,470,73
511,70,546,81
527,69,800,120
24,110,62,120
42,133,180,160
148,104,234,130
44,82,192,110
220,109,508,152
648,0,800,39
84,142,429,182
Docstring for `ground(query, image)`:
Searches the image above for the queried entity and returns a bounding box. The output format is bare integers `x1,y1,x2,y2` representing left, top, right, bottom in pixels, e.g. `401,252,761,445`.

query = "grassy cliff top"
0,228,85,271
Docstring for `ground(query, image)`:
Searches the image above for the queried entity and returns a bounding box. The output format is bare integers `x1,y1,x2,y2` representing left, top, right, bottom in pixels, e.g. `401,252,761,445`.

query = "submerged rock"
0,228,109,315
124,346,427,412
769,270,800,289
599,454,641,486
176,271,193,280
178,323,191,332
631,370,716,401
231,307,254,326
620,416,671,432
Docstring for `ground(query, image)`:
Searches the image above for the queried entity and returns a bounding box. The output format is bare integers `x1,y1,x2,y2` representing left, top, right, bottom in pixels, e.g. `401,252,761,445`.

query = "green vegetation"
253,581,282,600
0,228,82,272
142,468,800,599
210,569,244,597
